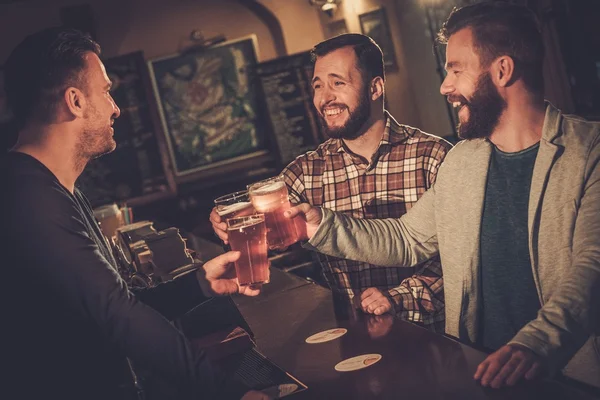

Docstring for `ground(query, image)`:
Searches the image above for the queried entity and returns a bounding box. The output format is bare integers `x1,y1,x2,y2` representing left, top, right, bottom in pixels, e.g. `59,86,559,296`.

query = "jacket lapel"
528,104,562,296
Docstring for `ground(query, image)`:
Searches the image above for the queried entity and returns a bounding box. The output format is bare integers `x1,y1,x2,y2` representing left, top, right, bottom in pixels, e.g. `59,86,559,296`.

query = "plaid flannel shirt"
282,112,452,332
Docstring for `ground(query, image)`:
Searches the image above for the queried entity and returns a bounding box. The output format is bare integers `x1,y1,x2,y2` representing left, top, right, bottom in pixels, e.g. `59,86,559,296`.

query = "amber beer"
227,214,270,286
248,176,299,250
93,203,124,240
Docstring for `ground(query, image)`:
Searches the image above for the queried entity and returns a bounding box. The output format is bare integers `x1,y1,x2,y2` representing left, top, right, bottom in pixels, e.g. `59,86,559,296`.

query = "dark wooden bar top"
233,268,599,400
188,236,599,399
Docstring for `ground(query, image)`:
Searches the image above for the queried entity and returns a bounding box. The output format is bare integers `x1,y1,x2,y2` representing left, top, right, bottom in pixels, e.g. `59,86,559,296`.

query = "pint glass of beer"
227,214,270,286
248,176,299,250
214,190,256,221
93,203,124,240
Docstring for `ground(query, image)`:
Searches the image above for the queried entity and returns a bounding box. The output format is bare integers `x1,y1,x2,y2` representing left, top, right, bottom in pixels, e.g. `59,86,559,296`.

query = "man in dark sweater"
0,28,267,400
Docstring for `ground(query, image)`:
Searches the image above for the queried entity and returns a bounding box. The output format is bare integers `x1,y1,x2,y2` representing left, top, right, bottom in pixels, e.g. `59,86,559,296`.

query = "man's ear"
371,76,384,101
491,56,515,88
64,87,86,118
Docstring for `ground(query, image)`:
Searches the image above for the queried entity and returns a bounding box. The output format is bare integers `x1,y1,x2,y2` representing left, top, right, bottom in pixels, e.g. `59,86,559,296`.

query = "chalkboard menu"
77,51,175,207
255,52,323,166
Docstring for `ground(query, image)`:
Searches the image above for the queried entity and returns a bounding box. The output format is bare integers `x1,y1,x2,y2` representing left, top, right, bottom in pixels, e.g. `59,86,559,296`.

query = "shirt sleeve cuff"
303,207,333,251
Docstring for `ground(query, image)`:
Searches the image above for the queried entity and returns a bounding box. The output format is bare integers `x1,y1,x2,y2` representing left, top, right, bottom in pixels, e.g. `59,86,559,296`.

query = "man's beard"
76,124,116,167
452,72,506,140
318,86,371,141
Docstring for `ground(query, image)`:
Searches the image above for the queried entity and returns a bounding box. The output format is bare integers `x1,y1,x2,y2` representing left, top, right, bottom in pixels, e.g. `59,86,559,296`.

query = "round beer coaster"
305,328,347,344
334,354,382,372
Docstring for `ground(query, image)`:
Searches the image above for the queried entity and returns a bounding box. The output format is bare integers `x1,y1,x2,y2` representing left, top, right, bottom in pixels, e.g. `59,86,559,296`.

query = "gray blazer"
306,103,600,388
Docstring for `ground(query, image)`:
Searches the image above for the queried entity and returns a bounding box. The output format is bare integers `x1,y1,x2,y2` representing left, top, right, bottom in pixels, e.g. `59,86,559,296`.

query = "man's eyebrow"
327,73,345,81
445,61,462,71
311,73,346,85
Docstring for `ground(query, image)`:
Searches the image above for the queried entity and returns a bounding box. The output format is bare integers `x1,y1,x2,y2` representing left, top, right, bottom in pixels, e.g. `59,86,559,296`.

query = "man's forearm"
305,207,438,268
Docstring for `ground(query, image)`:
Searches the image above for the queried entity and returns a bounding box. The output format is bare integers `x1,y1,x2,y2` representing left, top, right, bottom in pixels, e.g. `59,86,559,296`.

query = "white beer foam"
217,201,252,216
251,180,285,195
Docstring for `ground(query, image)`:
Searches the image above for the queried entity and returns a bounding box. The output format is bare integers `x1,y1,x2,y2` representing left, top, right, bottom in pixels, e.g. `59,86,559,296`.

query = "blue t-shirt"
480,142,541,350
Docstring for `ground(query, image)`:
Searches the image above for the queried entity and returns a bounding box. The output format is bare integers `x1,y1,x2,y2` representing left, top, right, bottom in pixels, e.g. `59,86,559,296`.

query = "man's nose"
440,75,454,96
320,87,336,107
112,103,121,119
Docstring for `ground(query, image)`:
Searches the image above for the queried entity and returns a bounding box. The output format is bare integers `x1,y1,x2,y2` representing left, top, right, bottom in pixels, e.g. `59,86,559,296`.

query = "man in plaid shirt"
211,34,451,331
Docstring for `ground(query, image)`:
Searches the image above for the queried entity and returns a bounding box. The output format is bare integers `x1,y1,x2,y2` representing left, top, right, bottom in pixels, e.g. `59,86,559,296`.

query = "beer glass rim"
247,175,284,192
226,213,265,229
93,203,120,218
214,190,249,205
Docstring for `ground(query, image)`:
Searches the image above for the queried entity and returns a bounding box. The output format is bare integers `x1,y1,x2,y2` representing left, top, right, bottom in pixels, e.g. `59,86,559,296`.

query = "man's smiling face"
440,27,506,140
312,46,371,140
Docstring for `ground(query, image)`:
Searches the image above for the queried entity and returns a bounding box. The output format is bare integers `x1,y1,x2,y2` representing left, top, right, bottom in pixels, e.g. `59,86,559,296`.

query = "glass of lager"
227,214,270,286
214,190,255,221
248,176,299,250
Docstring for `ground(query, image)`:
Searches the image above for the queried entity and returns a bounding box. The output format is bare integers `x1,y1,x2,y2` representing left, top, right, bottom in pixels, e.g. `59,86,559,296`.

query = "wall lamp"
309,0,342,18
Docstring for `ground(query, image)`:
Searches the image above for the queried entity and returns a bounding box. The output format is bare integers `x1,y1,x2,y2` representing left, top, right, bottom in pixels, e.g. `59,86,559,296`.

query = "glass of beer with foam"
214,190,256,221
248,176,299,250
227,214,270,286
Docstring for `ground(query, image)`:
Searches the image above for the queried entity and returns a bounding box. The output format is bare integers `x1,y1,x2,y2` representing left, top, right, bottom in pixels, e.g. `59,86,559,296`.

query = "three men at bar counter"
0,29,270,399
212,35,452,331
290,2,600,390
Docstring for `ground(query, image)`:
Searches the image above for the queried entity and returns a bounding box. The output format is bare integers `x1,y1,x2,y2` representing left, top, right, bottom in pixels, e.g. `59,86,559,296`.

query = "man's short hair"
310,33,385,83
437,1,545,94
4,27,101,127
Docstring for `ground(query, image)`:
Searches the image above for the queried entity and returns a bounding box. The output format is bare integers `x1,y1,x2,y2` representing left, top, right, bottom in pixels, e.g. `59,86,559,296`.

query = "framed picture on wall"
148,35,269,180
327,19,348,39
359,7,397,69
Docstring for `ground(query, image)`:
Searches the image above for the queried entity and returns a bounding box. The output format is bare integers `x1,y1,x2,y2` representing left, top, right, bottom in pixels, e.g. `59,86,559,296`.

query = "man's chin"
324,128,347,139
92,142,117,160
324,118,347,131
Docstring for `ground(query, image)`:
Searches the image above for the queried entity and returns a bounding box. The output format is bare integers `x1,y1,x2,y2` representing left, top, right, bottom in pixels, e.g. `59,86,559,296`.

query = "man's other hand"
284,203,322,240
474,343,543,389
197,251,261,297
360,287,393,315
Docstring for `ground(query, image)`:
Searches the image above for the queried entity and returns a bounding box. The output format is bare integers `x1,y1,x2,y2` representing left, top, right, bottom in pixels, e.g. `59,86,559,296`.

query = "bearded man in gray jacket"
287,2,599,391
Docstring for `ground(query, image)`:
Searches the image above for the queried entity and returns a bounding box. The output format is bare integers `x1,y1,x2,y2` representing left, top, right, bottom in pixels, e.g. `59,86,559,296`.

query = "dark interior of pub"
1,0,599,399
1,0,598,245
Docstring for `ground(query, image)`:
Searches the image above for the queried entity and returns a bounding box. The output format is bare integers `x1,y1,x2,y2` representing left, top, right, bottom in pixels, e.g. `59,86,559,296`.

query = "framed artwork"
77,51,177,206
327,19,348,39
359,7,397,69
148,35,268,179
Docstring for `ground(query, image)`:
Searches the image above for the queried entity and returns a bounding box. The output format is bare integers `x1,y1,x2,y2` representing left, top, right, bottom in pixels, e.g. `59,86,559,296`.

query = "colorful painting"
148,36,265,176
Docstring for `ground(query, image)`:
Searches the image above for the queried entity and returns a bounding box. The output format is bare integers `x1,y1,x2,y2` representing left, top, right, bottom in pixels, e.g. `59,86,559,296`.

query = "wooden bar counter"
234,268,599,400
187,236,599,399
